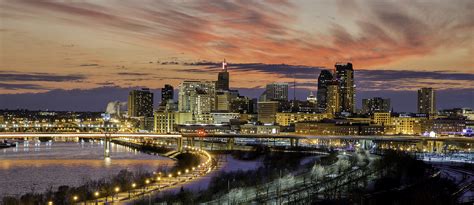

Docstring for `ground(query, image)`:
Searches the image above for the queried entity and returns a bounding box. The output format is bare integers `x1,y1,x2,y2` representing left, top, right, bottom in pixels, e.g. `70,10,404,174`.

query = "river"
0,141,175,197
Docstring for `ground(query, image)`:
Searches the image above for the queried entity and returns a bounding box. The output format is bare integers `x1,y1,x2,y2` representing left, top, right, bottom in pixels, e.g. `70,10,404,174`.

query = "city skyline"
1,0,473,111
1,1,473,204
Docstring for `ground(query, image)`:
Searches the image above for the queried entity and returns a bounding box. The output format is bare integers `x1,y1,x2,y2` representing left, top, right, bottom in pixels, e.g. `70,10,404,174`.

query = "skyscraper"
264,83,288,101
216,59,230,91
362,97,391,115
128,88,154,117
418,87,436,114
335,63,355,113
161,84,174,105
326,81,340,115
317,70,334,111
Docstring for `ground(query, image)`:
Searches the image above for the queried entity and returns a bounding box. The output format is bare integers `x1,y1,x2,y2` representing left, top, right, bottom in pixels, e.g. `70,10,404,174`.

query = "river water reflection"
0,141,175,197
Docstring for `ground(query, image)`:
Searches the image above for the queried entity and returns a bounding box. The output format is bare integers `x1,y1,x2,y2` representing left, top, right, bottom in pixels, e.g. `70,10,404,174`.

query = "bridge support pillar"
290,138,299,148
104,135,111,158
227,138,235,150
177,137,183,152
190,137,195,147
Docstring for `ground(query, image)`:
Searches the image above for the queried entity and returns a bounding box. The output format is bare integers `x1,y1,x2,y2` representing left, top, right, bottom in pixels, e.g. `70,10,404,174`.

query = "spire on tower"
222,58,228,71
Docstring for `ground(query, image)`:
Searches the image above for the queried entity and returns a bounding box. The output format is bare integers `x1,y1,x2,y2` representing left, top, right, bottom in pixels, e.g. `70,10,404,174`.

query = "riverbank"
0,139,215,205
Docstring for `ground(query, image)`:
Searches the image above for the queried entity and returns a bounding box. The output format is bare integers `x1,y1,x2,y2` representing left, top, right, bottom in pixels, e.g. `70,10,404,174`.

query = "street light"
114,187,120,200
94,191,100,205
73,195,78,201
48,201,53,205
129,183,136,198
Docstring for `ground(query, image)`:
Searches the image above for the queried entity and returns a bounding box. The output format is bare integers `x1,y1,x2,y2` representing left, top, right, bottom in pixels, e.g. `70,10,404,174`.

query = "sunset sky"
0,0,473,111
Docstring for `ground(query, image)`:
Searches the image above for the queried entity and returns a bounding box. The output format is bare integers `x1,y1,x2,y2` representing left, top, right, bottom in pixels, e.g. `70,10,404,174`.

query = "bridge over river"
1,132,472,157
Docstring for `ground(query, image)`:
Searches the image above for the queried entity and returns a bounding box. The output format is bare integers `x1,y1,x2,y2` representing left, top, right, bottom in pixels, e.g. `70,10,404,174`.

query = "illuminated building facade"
276,112,330,126
326,81,340,115
391,117,423,135
216,91,232,111
373,112,391,125
417,87,436,115
335,63,355,113
178,81,216,123
128,88,154,117
264,83,289,101
317,70,334,111
154,110,176,134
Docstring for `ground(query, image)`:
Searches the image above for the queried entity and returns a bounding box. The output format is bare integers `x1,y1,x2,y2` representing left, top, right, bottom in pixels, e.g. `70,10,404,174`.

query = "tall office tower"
335,63,355,113
362,97,391,115
317,70,334,111
128,88,154,117
161,84,174,105
326,81,340,115
257,101,279,124
216,59,230,91
178,81,216,118
418,87,436,115
264,83,289,101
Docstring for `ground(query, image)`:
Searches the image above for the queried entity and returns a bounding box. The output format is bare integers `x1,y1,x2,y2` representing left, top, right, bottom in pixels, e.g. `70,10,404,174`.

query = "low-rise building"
373,112,391,125
275,112,330,126
391,116,424,135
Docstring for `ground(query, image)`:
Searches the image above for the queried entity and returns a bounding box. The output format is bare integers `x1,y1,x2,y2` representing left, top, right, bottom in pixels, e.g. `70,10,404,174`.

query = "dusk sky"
0,0,473,111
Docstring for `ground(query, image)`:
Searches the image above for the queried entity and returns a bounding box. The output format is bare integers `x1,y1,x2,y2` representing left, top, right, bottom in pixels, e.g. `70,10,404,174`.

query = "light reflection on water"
0,141,175,197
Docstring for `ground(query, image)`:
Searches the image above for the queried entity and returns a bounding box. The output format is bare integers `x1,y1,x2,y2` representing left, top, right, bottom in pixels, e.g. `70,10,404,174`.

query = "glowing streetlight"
145,179,150,184
73,196,78,201
94,191,100,197
185,169,189,173
168,174,172,178
115,187,120,192
132,183,136,188
177,171,181,176
48,201,53,205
